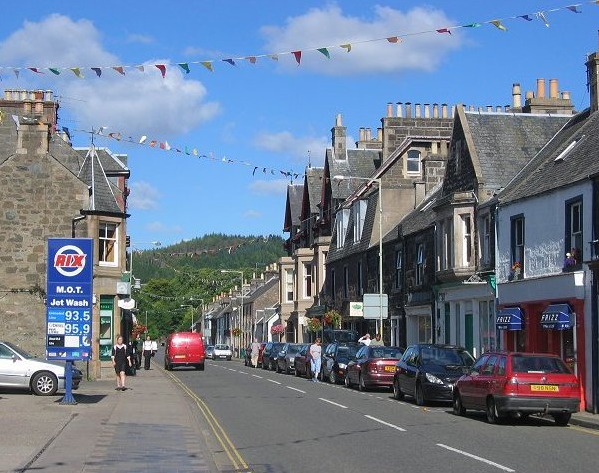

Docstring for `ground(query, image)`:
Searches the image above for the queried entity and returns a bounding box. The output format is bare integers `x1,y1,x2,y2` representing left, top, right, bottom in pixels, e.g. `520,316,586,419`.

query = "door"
396,347,413,392
403,347,420,395
459,355,488,407
473,355,497,409
465,313,473,354
0,345,28,387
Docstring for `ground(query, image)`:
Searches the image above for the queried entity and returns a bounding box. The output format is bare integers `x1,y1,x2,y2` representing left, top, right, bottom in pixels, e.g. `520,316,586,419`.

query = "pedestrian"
132,334,142,369
309,338,322,382
251,338,261,368
370,333,384,346
111,335,131,391
142,335,154,370
358,333,372,346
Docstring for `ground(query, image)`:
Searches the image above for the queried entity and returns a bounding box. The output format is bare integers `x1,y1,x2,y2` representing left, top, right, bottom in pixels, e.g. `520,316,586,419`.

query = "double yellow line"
161,368,249,471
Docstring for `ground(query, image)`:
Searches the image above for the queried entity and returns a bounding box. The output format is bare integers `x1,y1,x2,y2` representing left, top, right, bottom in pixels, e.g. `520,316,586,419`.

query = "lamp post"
333,175,384,341
221,270,245,357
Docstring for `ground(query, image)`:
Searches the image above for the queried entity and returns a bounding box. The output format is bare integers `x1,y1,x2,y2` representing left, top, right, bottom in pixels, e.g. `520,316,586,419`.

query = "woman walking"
111,335,131,391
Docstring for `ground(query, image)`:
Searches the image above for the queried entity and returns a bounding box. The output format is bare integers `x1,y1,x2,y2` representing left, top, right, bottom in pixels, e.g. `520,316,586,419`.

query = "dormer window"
407,150,421,173
352,200,367,243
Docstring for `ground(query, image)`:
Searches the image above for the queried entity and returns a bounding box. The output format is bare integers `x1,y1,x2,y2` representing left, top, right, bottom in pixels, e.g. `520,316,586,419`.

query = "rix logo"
54,245,87,277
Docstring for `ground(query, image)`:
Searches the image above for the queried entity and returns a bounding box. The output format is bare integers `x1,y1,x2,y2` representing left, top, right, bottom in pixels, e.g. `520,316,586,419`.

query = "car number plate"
174,355,186,359
531,384,558,392
384,366,396,372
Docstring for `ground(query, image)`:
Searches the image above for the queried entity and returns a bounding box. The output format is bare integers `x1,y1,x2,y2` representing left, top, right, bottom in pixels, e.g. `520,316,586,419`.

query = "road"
162,357,599,473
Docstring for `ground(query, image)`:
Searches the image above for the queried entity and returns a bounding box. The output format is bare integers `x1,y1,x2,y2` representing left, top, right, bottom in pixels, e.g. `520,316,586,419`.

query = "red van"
164,332,205,371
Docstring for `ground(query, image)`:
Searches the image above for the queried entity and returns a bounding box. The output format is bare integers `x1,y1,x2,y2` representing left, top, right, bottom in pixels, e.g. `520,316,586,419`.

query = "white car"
0,341,82,396
212,344,232,361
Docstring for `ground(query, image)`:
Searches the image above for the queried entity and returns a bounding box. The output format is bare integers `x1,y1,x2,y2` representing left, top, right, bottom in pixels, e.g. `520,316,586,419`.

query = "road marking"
228,368,237,372
436,444,515,472
569,425,599,437
267,379,282,385
376,396,384,400
319,398,348,409
286,386,306,394
238,371,248,375
364,415,406,432
252,374,263,379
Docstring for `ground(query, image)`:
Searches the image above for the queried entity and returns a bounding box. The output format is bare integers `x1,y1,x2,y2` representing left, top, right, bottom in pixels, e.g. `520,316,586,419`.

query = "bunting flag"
139,135,147,144
3,1,592,78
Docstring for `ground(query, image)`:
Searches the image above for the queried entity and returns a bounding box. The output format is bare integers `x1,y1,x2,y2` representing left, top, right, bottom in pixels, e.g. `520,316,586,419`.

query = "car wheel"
453,392,466,416
552,412,571,426
486,397,503,424
345,372,352,388
358,373,367,392
329,369,337,384
196,363,205,371
415,383,426,406
227,356,232,361
393,378,404,400
31,371,58,396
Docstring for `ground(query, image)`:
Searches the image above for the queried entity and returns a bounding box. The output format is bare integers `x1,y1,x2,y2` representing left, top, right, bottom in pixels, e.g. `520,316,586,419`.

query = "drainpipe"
71,214,86,238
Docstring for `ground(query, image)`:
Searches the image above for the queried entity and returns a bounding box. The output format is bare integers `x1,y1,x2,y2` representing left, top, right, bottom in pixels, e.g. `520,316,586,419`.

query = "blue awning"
496,307,523,330
541,304,573,330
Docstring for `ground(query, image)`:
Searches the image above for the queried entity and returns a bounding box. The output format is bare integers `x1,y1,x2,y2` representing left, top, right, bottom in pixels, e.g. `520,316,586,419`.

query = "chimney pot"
405,102,412,118
525,90,534,100
396,102,403,118
3,90,10,100
496,106,502,113
377,127,383,141
45,90,53,101
486,105,492,112
536,78,546,99
359,127,365,142
469,105,475,111
365,128,372,141
335,113,342,126
441,103,448,119
478,106,483,113
424,103,430,118
549,78,559,99
512,83,522,108
386,102,393,118
432,103,439,118
23,101,32,113
20,90,28,100
505,105,510,112
451,105,455,118
415,103,422,118
561,91,571,100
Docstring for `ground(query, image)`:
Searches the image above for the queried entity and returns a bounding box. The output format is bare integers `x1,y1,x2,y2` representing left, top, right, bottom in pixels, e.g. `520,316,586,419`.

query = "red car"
345,346,404,391
453,351,579,426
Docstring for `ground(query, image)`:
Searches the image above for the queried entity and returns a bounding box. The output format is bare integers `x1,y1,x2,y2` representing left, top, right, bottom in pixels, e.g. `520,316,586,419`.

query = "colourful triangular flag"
436,28,452,35
48,68,61,75
178,63,190,73
184,146,190,155
292,51,302,65
155,64,166,78
201,62,214,72
91,67,102,77
135,65,145,72
70,67,84,78
340,43,352,52
537,11,550,27
566,5,581,13
518,14,534,21
246,56,257,64
28,67,43,74
164,141,171,151
193,148,198,156
317,48,330,59
113,66,125,75
149,140,157,147
223,58,236,66
387,36,400,43
139,136,147,144
490,20,507,31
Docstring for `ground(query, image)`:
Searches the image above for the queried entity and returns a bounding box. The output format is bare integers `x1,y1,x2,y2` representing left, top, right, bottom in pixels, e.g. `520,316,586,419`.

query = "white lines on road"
364,415,406,432
251,374,263,379
227,368,237,372
436,444,515,472
286,386,306,394
318,398,348,409
267,379,282,385
238,371,249,375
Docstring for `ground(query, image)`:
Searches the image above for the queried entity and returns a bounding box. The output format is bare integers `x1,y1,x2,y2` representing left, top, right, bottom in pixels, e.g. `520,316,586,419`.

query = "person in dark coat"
111,335,131,391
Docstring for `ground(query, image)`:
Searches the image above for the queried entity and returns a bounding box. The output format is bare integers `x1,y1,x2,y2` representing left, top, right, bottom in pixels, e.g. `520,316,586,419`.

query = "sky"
0,1,597,247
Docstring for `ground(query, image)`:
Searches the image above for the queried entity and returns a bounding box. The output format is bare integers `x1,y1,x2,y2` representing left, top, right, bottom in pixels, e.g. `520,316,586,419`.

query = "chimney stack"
549,78,559,99
365,128,372,141
512,83,522,108
525,90,534,100
396,102,403,118
536,78,546,99
415,103,421,118
359,127,365,142
441,104,448,118
424,104,430,118
377,127,383,141
405,102,412,118
432,103,439,118
587,47,599,112
561,91,571,100
331,113,347,159
386,102,393,118
486,105,492,112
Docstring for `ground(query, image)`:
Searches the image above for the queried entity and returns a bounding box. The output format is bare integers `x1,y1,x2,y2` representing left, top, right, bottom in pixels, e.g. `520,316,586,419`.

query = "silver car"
0,341,82,396
212,344,232,360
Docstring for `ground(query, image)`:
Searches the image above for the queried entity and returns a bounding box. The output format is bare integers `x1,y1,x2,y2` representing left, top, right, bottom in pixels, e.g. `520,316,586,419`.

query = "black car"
294,344,312,379
261,342,285,371
276,343,305,374
393,344,474,406
322,342,361,384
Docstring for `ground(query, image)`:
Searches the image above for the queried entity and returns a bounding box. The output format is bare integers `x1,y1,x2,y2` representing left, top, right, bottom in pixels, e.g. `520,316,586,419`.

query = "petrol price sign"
46,238,93,361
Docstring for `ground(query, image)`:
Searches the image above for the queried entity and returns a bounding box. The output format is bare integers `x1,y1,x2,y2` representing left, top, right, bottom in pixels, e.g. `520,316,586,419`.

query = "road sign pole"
60,360,77,405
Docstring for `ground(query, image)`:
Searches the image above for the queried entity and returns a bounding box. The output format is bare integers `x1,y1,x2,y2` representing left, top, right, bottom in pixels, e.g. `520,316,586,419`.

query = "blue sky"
1,1,597,247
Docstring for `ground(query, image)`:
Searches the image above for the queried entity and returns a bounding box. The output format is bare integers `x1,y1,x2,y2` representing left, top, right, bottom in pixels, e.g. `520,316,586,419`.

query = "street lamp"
333,175,384,341
221,270,245,357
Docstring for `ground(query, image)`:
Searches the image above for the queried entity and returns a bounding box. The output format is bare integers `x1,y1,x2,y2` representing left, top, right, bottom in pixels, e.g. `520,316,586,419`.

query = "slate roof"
326,148,381,200
243,276,279,304
305,167,324,215
76,147,128,175
464,111,570,191
498,108,597,204
284,184,304,230
398,184,443,237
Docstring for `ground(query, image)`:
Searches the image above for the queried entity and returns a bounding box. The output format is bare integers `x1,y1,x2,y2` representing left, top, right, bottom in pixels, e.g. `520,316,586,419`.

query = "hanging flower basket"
271,323,285,335
508,262,522,281
323,310,341,328
231,327,241,337
307,317,322,333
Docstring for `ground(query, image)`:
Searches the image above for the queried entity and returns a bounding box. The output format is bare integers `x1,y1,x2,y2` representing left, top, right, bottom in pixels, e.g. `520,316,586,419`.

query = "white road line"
286,386,306,394
318,398,348,409
376,396,384,400
436,444,515,472
251,374,263,379
267,379,282,385
238,371,248,375
364,415,406,432
228,368,237,372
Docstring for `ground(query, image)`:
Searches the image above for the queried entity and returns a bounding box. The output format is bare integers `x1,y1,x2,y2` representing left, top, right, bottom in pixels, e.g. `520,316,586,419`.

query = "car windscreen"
3,341,33,359
420,347,474,366
287,345,302,354
371,347,403,359
336,345,360,361
511,355,571,374
215,345,229,350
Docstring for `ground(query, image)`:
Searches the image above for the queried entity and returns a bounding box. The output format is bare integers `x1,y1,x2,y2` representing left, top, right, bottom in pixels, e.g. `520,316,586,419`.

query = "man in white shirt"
358,333,372,346
142,335,154,370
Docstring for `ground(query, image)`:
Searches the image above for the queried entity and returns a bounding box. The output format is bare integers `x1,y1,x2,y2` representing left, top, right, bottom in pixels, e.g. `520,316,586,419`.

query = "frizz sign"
46,238,94,361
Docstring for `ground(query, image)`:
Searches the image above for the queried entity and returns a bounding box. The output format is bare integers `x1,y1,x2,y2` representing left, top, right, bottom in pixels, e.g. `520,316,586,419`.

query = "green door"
465,312,473,354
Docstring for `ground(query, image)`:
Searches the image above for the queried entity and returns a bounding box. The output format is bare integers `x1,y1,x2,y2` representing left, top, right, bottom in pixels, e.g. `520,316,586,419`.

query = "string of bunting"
0,2,594,79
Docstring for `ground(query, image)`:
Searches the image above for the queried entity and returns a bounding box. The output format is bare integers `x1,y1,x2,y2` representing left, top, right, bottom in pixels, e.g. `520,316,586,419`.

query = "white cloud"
254,131,328,162
128,181,161,210
248,179,288,196
0,14,220,137
126,33,154,44
243,209,262,219
260,5,463,75
145,221,183,233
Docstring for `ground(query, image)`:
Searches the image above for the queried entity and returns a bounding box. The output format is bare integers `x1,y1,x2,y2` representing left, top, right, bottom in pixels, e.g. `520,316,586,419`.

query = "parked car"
164,332,205,370
261,342,285,371
294,344,312,379
276,343,304,374
322,329,359,343
212,344,232,361
453,351,580,425
345,345,404,391
0,341,82,396
205,345,214,359
393,344,474,405
322,342,361,384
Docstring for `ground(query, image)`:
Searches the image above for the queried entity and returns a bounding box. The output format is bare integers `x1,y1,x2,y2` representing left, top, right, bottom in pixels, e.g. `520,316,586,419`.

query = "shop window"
418,315,432,343
99,221,118,266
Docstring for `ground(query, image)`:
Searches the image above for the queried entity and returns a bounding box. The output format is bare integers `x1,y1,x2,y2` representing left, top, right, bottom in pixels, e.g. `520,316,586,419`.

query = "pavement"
0,361,217,473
